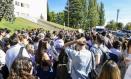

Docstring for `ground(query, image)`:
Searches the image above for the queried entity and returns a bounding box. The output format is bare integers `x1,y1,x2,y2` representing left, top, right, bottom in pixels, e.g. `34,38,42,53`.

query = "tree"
0,0,15,22
98,2,105,26
125,22,131,30
106,21,124,30
56,12,64,25
47,3,50,21
116,22,123,30
79,0,88,29
0,0,6,21
64,9,68,26
64,0,104,29
49,11,57,22
4,0,15,22
87,0,99,28
64,0,83,28
106,20,117,30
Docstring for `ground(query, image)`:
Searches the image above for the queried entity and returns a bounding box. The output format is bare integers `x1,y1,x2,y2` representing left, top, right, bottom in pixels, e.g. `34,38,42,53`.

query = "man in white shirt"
64,37,93,79
5,35,30,72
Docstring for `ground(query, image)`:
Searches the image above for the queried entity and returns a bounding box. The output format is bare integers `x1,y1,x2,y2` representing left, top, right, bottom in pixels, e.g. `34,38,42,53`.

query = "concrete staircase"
37,20,61,31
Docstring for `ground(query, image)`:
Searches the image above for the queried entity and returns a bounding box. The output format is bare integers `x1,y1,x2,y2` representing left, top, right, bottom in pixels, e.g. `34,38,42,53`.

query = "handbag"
88,52,98,79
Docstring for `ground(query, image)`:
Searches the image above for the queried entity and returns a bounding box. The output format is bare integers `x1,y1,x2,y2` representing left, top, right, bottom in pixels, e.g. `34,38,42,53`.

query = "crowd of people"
0,28,131,79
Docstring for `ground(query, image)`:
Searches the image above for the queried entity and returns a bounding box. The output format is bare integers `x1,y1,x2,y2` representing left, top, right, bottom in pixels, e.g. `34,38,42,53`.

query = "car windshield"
96,29,104,32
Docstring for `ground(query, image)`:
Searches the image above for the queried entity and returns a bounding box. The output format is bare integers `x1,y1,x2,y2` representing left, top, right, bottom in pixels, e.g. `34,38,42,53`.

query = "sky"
48,0,131,25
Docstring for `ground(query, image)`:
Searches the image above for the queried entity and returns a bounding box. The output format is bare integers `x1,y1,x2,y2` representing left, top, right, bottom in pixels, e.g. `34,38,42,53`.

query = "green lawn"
0,18,76,34
0,18,39,33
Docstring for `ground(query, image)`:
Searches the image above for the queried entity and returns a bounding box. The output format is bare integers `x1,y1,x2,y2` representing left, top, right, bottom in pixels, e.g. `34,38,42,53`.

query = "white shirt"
90,44,102,57
65,48,92,79
33,42,39,51
104,36,109,45
129,36,131,40
54,38,64,53
124,64,131,79
6,44,30,71
54,39,64,48
99,44,111,53
0,49,6,65
126,54,131,65
5,34,10,38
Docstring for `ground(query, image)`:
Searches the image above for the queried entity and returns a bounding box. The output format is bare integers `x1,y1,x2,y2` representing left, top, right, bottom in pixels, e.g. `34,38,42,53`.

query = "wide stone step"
37,20,61,31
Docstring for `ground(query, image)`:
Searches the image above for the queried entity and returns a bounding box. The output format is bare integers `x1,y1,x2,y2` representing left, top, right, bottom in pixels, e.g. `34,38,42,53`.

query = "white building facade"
13,0,47,23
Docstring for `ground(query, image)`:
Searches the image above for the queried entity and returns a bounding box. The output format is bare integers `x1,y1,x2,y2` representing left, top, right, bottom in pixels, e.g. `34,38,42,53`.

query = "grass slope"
46,21,76,30
0,18,39,32
0,18,76,33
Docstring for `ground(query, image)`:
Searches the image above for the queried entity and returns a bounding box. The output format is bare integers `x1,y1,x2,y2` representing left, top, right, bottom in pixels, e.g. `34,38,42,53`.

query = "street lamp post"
116,9,120,23
116,9,120,30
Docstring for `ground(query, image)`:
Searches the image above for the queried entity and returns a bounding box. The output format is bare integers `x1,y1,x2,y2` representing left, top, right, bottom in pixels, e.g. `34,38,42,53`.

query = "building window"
27,14,29,16
16,12,19,16
15,1,17,5
17,2,20,6
21,3,24,7
26,4,29,8
21,13,25,16
15,1,20,6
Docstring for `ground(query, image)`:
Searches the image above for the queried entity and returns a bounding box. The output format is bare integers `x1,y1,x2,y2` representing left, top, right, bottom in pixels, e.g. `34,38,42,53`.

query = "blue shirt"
65,47,92,79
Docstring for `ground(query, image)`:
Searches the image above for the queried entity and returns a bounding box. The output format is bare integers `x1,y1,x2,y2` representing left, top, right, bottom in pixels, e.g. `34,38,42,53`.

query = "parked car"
93,26,106,33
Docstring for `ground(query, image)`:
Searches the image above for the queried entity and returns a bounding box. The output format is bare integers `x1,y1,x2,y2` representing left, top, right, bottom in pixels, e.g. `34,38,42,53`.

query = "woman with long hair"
35,39,54,79
98,60,121,79
35,39,52,66
8,57,37,79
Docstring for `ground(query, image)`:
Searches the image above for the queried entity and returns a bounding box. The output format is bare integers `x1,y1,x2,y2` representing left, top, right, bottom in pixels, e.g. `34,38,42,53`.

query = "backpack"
90,45,110,65
58,48,68,64
90,45,111,77
99,48,110,65
56,48,68,79
109,53,119,63
16,47,24,59
88,52,98,79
